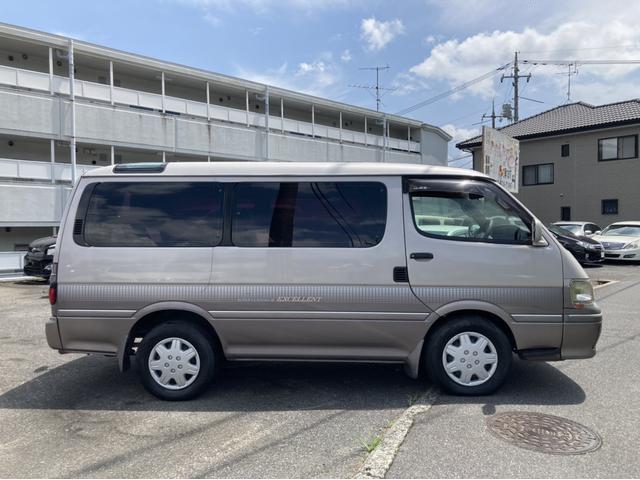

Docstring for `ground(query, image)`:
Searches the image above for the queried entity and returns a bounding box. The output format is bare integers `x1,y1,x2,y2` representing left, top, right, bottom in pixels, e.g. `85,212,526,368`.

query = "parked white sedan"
593,222,640,260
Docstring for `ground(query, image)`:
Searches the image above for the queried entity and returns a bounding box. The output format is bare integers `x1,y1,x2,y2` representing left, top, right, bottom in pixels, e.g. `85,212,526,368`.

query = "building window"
601,199,619,215
522,163,554,186
561,206,571,221
561,144,570,157
231,182,387,248
598,135,637,161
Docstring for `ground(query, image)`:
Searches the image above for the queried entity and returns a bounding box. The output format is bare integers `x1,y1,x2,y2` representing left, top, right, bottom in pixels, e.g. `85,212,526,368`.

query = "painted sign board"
482,126,519,193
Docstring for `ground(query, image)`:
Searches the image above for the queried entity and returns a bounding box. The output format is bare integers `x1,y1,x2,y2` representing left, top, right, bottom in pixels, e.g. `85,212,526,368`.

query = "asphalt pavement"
388,262,640,478
0,262,639,478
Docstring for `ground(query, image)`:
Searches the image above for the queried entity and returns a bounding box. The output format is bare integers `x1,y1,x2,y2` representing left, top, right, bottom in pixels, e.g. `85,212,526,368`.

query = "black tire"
137,321,217,401
423,315,513,396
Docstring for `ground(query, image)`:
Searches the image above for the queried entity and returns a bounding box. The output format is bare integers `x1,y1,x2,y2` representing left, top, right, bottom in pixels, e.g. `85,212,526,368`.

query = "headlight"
45,245,56,255
624,242,640,250
570,279,594,308
577,241,590,249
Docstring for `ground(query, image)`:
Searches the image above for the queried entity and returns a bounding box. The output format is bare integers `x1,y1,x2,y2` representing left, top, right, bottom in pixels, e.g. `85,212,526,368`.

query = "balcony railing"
0,64,421,153
0,252,24,272
0,158,99,182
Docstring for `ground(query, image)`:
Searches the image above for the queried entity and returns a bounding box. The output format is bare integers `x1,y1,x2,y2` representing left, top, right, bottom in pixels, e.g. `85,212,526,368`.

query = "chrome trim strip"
57,309,136,318
511,314,563,323
208,310,429,321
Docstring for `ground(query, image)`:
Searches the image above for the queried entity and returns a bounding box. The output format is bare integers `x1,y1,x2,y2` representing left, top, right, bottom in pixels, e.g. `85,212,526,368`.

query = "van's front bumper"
561,312,602,359
45,316,63,350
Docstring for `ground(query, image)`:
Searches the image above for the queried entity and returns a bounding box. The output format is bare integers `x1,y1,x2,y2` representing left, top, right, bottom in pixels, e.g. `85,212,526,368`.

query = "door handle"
410,252,434,260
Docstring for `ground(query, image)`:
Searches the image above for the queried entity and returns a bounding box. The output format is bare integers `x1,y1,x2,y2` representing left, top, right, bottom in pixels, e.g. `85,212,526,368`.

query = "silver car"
46,162,602,400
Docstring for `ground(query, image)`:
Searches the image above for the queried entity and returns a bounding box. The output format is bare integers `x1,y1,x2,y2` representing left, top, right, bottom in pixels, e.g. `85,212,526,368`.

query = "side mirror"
532,219,548,247
594,230,602,236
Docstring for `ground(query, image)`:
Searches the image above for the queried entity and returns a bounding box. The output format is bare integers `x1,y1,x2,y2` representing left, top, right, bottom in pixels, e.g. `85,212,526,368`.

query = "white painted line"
594,279,619,290
354,387,440,479
0,275,41,283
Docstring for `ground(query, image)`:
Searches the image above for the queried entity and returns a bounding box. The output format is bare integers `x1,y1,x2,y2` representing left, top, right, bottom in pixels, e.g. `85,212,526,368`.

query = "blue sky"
3,0,640,167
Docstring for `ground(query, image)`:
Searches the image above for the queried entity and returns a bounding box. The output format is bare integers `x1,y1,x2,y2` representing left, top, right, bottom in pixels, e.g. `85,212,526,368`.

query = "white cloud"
441,123,480,164
340,49,352,62
203,12,221,26
360,17,405,51
441,123,479,147
236,54,342,97
409,17,640,100
570,79,640,106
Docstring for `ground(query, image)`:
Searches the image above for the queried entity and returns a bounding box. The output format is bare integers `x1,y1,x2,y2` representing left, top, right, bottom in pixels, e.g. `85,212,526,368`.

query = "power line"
394,63,511,116
522,58,640,103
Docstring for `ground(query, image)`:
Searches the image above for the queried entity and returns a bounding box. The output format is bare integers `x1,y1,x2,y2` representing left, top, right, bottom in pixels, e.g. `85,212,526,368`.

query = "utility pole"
501,52,531,123
349,65,394,111
481,99,508,128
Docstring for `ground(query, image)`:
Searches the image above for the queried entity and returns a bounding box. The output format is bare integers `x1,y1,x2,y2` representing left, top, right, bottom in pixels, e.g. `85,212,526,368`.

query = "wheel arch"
118,302,223,371
427,302,518,350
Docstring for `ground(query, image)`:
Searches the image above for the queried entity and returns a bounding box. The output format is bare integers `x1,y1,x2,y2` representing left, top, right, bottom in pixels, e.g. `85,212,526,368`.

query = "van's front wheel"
137,322,216,401
424,316,512,395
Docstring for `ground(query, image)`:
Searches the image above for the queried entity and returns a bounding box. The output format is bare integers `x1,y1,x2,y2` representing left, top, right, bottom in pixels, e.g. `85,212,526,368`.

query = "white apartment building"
0,22,450,271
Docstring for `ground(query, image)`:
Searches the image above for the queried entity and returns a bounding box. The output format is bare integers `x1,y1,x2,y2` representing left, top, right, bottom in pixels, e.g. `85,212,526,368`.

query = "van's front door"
402,177,564,350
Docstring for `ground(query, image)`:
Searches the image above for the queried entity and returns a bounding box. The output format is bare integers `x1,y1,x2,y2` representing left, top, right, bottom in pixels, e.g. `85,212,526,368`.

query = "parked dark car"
547,224,603,265
23,235,56,280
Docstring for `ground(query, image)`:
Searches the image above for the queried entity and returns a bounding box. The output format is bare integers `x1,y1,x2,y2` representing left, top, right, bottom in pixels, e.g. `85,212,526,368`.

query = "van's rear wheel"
424,316,512,395
137,322,216,401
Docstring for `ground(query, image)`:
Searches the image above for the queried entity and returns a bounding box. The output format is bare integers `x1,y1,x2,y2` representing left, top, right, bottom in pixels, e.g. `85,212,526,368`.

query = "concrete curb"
354,388,440,479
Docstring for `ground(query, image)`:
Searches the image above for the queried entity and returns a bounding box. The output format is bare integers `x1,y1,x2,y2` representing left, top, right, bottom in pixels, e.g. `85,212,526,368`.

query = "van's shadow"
0,355,585,412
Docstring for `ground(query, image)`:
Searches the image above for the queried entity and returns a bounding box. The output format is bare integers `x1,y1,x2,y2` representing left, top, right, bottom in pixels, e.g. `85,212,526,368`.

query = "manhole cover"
487,411,602,455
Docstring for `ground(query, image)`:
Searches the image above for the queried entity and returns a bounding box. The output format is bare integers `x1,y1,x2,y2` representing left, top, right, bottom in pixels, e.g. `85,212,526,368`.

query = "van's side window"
84,182,224,247
232,182,387,247
408,179,531,244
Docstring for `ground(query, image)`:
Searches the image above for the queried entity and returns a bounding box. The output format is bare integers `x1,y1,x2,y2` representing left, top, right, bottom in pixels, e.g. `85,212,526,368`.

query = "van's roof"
83,161,489,179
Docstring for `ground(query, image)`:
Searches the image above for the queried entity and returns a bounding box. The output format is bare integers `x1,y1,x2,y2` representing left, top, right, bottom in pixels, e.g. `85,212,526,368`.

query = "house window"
522,163,554,186
601,199,619,215
598,135,637,161
561,206,571,221
561,144,570,157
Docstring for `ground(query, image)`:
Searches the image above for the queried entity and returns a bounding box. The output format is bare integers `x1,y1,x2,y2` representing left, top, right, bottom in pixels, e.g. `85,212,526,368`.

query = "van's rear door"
402,177,564,346
209,176,429,361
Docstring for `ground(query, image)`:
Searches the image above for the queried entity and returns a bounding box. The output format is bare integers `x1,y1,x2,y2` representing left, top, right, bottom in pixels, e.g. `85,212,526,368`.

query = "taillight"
49,284,57,305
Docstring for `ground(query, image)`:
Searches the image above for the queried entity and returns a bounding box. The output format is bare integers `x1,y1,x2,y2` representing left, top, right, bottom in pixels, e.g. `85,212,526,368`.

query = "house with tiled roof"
456,100,640,225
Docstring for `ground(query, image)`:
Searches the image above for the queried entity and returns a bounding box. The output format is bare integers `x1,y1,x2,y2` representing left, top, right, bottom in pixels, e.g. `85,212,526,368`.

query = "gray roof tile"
456,99,640,149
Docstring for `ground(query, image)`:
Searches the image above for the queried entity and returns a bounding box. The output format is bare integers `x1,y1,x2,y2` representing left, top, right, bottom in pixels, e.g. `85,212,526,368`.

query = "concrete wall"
421,128,449,166
470,125,640,226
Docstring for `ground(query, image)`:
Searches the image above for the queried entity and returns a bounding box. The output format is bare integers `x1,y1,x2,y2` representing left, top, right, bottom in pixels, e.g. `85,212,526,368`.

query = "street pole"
68,39,77,184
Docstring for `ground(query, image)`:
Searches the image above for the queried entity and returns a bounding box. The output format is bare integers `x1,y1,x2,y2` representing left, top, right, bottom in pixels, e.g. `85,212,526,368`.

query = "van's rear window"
232,182,387,248
83,182,224,247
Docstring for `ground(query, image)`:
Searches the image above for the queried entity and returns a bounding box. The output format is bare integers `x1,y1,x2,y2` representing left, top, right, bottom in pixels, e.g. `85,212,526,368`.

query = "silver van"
46,162,601,400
